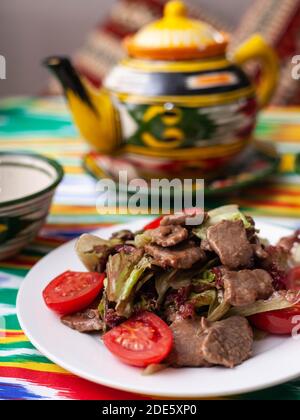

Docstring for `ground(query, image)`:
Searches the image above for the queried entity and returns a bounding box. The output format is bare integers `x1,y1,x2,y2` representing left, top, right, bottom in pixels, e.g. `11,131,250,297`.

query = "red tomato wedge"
285,266,300,291
43,271,105,315
250,267,300,335
143,217,163,231
103,312,173,367
249,304,300,335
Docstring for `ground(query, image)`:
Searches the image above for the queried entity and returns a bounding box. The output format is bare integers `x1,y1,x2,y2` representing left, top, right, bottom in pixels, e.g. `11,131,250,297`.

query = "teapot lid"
124,0,228,60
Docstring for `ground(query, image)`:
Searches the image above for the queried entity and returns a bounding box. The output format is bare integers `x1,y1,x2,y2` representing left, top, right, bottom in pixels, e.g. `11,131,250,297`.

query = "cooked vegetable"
155,269,178,305
207,298,231,322
193,204,252,240
134,230,152,248
228,291,299,317
189,289,216,309
116,256,153,316
43,271,105,315
75,234,121,272
102,312,173,367
106,250,152,317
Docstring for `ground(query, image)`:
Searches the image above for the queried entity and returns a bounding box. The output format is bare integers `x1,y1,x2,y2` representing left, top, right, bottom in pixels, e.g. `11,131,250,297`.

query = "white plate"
17,219,300,398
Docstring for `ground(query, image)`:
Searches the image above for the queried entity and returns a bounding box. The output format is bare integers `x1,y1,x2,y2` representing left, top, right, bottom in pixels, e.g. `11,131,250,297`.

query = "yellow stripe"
0,361,69,374
237,203,300,217
280,154,296,173
0,329,23,334
122,138,248,160
245,194,300,205
51,205,99,215
0,335,29,344
273,183,300,192
121,57,231,73
113,87,255,107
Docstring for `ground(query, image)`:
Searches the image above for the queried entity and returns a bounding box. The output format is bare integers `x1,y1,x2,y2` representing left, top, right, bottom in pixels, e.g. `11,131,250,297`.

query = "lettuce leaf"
228,291,300,317
75,234,122,272
155,269,179,305
207,299,231,322
193,205,252,240
134,230,152,248
106,250,152,317
189,289,217,309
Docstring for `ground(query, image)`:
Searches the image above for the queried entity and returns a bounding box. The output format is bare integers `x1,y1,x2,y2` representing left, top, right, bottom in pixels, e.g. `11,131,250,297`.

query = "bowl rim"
0,151,64,209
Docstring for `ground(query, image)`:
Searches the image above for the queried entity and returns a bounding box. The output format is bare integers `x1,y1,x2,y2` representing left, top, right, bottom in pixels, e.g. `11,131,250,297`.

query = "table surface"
0,96,300,400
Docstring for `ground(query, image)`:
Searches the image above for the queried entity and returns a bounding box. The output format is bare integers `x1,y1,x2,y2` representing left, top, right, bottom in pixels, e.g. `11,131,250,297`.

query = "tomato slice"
43,271,105,315
143,217,163,231
285,266,300,291
249,267,300,335
249,304,300,335
102,311,173,367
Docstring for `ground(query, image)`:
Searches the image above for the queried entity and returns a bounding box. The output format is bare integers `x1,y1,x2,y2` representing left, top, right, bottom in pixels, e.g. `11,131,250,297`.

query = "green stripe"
0,341,35,350
1,314,21,330
0,289,17,305
0,354,51,364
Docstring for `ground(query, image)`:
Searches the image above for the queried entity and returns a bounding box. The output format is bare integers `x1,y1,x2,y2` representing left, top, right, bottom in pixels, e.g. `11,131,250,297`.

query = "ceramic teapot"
45,0,279,180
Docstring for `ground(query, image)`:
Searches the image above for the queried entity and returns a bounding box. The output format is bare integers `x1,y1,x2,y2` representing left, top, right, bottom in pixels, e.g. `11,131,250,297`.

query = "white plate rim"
16,219,300,398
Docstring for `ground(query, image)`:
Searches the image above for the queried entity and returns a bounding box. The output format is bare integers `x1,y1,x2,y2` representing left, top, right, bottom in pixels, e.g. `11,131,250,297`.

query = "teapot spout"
43,56,121,153
44,56,97,113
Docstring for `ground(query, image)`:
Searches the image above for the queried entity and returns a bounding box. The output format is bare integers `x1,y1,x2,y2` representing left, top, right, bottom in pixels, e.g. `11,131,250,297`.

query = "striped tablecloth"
0,96,299,400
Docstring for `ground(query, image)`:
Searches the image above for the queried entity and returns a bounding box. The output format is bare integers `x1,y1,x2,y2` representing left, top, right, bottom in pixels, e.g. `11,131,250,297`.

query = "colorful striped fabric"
0,96,299,400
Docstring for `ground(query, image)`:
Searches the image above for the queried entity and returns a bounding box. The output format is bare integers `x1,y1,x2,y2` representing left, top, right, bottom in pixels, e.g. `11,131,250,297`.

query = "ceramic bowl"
0,152,64,260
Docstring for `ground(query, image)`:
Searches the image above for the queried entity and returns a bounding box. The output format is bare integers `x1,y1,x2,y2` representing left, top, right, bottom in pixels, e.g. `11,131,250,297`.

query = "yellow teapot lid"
124,0,228,60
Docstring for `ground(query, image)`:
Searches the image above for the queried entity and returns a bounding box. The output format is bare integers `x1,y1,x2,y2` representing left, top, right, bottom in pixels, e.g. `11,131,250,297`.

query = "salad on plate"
42,205,300,371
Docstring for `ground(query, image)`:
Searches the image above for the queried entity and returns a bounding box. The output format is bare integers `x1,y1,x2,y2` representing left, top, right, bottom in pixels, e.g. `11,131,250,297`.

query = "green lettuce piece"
155,269,179,305
154,266,217,308
207,290,231,322
191,269,216,287
106,250,142,302
228,291,299,317
98,287,108,332
118,257,151,302
75,234,122,272
98,294,105,319
134,293,156,313
189,289,217,309
106,250,152,317
193,205,252,240
134,230,152,248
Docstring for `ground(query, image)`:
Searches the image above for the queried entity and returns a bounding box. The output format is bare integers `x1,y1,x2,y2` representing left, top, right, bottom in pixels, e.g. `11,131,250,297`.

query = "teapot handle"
232,34,279,108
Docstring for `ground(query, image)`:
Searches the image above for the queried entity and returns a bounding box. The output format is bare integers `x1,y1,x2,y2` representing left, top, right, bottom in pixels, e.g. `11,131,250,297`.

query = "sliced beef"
145,241,205,269
262,245,290,272
167,317,211,367
160,210,206,227
110,229,134,241
223,269,274,307
207,220,253,269
201,316,253,368
252,241,268,259
277,230,300,253
167,316,253,368
150,225,188,247
200,238,213,252
61,308,103,333
104,308,126,329
260,245,290,290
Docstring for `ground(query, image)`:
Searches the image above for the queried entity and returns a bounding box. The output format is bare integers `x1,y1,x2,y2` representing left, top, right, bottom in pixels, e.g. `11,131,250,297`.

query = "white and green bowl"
0,152,64,260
